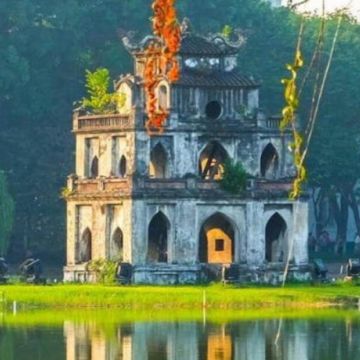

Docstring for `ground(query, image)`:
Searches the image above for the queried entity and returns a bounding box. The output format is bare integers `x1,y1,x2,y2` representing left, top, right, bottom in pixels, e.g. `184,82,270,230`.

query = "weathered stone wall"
132,129,294,181
130,197,308,267
65,199,133,269
75,132,135,178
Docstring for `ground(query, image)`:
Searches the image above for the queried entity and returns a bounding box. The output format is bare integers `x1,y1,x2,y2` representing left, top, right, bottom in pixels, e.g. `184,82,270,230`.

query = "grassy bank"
3,308,360,328
1,283,360,310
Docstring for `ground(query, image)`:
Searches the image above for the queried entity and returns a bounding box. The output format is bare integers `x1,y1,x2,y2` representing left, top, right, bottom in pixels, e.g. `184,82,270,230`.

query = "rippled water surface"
1,310,360,359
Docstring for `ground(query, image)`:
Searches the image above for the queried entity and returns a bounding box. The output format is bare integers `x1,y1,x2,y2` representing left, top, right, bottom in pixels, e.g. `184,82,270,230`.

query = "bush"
220,160,248,194
87,259,118,284
81,68,125,114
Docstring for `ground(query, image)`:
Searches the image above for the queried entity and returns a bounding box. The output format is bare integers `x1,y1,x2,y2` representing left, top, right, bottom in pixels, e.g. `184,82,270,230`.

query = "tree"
0,171,15,256
308,118,360,253
81,68,124,114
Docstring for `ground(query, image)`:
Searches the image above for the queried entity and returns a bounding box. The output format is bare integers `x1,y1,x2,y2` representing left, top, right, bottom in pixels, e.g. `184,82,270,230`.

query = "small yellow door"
206,228,233,264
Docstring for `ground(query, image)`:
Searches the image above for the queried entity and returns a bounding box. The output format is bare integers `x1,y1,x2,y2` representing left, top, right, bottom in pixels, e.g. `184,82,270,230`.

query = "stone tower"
64,26,309,283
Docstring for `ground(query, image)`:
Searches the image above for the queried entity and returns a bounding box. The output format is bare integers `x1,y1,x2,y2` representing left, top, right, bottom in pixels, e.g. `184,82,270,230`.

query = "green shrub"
81,68,125,114
220,160,248,194
87,259,117,284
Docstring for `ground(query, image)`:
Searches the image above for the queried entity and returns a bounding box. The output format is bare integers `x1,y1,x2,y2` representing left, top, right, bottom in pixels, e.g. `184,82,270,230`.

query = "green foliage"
0,171,15,256
59,187,72,199
221,25,233,39
81,68,124,114
220,160,248,194
87,259,117,284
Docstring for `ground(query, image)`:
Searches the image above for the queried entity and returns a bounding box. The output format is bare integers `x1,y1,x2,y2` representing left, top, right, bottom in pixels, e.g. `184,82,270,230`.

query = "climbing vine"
0,171,14,256
144,0,181,134
280,24,305,200
281,11,343,200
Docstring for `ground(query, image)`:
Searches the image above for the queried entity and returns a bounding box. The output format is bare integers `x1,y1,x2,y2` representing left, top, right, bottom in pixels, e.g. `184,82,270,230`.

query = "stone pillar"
75,134,86,177
175,201,197,263
93,203,107,259
292,200,309,265
131,200,146,264
247,89,259,112
66,202,76,265
246,201,265,265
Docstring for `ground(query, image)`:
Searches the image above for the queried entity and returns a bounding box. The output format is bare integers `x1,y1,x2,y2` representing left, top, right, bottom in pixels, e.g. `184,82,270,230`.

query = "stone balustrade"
265,117,281,129
73,112,132,132
66,175,293,198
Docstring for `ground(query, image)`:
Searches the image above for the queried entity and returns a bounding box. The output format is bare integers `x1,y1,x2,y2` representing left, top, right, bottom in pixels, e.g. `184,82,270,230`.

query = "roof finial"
181,18,192,34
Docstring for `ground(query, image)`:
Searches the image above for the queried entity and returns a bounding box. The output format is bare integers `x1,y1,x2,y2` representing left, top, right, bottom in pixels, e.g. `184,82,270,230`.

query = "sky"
286,0,360,19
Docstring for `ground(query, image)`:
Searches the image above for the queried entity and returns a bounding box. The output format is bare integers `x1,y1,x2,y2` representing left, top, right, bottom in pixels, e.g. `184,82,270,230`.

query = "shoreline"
1,283,360,310
3,307,360,328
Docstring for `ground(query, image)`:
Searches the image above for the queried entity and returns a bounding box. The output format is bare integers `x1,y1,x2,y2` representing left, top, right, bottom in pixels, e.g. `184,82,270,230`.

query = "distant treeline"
0,0,359,261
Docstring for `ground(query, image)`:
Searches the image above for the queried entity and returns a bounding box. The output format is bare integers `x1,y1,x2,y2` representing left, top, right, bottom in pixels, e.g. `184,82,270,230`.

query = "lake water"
1,310,360,359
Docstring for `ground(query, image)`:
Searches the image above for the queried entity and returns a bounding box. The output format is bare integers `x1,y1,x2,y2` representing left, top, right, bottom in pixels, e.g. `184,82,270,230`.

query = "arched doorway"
199,141,229,180
260,143,279,179
77,227,92,263
90,156,99,178
265,213,287,262
147,212,169,263
110,227,124,261
149,143,168,179
199,213,235,264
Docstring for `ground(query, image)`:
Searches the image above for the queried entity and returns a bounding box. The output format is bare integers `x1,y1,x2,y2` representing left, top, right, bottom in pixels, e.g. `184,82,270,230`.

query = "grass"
1,282,360,310
3,307,360,328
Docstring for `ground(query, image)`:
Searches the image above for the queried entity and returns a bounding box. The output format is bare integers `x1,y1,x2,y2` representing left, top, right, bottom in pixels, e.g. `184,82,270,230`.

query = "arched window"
149,143,168,179
265,213,287,262
77,227,92,263
199,213,235,264
110,227,124,261
90,156,99,178
199,141,229,180
260,144,279,179
158,85,168,111
119,156,127,178
147,212,169,263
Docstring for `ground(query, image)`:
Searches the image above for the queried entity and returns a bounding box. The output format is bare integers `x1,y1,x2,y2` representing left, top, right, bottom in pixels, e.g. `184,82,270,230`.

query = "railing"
74,113,132,132
255,179,292,192
265,117,281,129
139,178,221,192
67,176,131,195
66,175,292,197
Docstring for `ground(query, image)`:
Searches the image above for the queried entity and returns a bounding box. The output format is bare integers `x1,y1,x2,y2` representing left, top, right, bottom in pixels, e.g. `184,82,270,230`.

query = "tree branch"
288,0,310,10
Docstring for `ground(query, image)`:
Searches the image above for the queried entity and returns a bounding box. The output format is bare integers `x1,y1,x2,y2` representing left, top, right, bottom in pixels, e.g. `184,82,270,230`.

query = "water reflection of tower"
206,324,233,360
63,319,315,360
133,322,199,360
64,322,133,360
